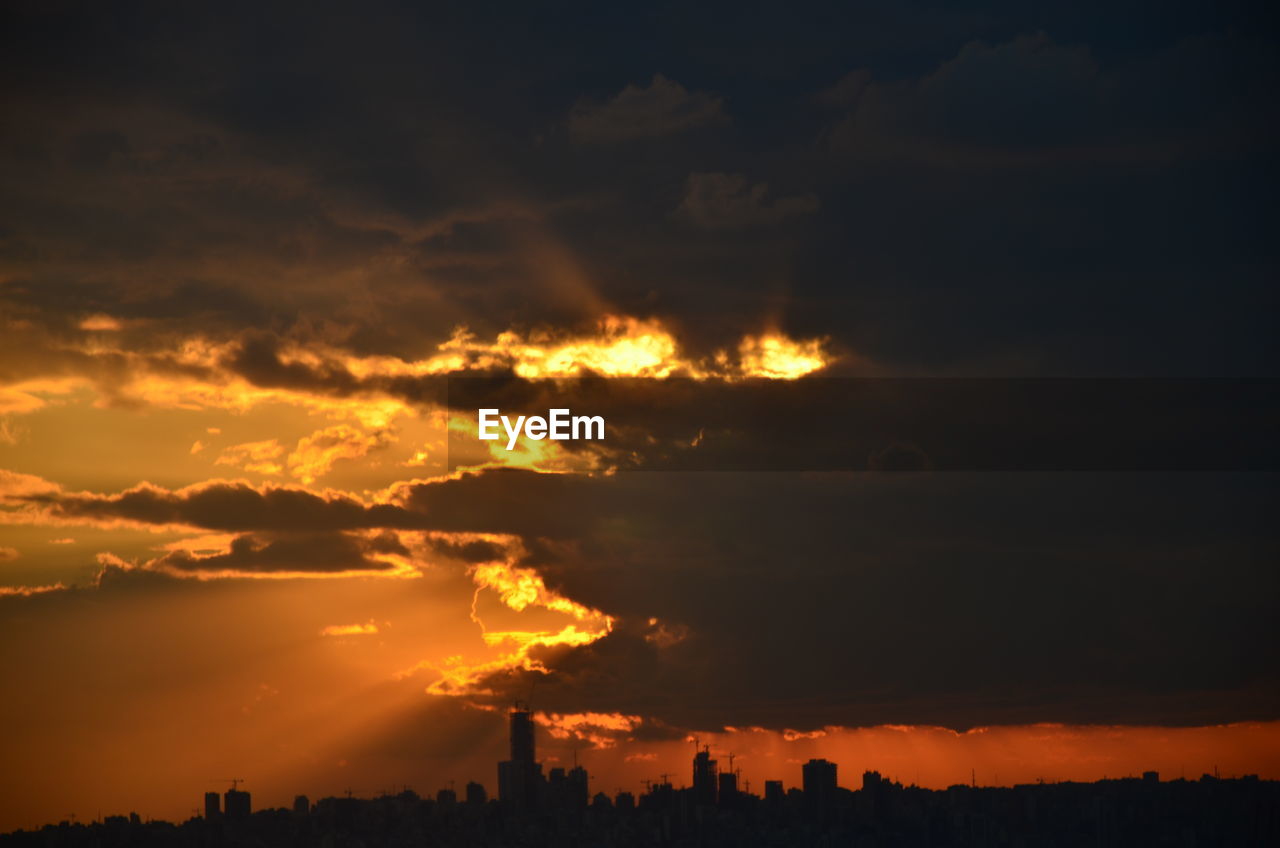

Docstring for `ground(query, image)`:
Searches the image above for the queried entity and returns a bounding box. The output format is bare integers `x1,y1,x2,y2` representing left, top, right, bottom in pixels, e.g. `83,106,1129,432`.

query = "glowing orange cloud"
0,582,65,597
418,547,614,697
339,316,831,381
540,712,644,748
287,424,393,483
320,621,380,636
737,333,829,379
214,439,286,475
77,314,123,332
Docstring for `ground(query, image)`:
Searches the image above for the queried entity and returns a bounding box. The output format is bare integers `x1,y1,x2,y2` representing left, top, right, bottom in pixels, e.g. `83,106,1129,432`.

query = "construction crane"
210,778,245,791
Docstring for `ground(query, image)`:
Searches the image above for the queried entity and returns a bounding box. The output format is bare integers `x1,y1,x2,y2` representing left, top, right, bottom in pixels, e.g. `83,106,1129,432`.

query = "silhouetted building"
498,706,542,809
203,792,219,820
567,765,589,808
510,706,535,762
718,770,738,803
764,780,784,804
22,770,1280,847
292,795,308,815
692,747,718,805
803,758,837,805
223,787,250,819
465,781,487,805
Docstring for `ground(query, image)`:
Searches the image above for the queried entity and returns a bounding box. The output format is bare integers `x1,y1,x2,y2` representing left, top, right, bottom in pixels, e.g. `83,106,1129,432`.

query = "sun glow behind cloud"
7,314,831,417
417,542,615,697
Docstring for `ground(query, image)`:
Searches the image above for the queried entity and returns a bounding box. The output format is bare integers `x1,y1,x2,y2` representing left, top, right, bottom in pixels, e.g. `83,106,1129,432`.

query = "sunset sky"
1,0,1277,831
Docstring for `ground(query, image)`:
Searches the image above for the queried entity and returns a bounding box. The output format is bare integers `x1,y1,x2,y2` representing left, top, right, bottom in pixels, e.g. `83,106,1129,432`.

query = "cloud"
18,479,434,532
673,173,818,230
78,314,123,331
426,535,508,564
400,468,1280,731
287,424,393,483
0,582,65,598
0,469,61,498
214,439,285,475
0,546,19,561
569,75,727,143
0,419,22,445
137,530,413,577
321,621,380,636
826,33,1275,167
813,69,871,109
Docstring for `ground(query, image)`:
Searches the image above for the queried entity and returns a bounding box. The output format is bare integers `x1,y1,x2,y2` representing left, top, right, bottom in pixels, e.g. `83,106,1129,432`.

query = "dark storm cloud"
443,377,1280,473
151,531,408,575
28,481,433,532
672,173,819,230
227,331,361,395
2,2,1275,373
403,468,1280,730
826,33,1275,163
425,536,508,564
568,75,728,143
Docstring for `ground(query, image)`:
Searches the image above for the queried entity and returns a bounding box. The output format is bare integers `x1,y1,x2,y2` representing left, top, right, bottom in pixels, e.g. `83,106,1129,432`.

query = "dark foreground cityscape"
3,708,1276,848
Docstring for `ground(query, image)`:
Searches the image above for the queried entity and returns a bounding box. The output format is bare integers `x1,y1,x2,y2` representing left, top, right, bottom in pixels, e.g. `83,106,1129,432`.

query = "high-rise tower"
692,746,718,805
509,706,535,762
498,705,542,808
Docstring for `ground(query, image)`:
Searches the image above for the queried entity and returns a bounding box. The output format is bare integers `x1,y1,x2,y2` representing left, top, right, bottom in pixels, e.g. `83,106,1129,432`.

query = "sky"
1,0,1278,831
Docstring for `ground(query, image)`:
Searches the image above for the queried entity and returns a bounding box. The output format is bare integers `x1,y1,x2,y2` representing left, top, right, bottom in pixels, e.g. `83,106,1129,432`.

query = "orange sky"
2,318,1277,831
4,5,1278,834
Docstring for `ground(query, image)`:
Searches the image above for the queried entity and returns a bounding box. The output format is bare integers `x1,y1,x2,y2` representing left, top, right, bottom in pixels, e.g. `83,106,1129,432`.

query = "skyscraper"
692,747,718,805
465,781,487,805
803,758,838,805
203,792,220,820
223,786,251,819
498,706,542,808
764,780,784,804
510,707,535,762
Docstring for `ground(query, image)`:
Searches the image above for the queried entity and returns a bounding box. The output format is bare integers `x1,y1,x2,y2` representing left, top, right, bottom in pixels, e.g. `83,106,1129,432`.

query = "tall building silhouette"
803,758,837,806
692,746,718,805
465,781,487,805
203,792,220,820
718,769,738,802
497,705,542,809
764,780,784,804
223,786,251,819
567,765,588,809
509,706,535,762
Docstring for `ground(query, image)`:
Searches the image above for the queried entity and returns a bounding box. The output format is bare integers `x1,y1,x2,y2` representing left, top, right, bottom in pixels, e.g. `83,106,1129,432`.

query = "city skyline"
5,706,1275,846
2,0,1276,838
3,703,1277,832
